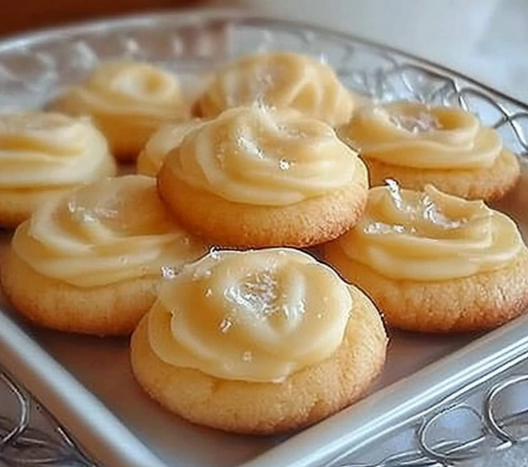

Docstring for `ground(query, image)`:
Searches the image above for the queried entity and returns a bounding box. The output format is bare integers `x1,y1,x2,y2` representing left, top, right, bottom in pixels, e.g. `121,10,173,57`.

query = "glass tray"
1,8,528,467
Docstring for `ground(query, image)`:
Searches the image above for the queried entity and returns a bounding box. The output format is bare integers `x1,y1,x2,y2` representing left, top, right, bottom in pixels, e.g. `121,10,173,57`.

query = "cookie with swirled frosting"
339,101,520,201
130,248,387,434
137,119,205,177
0,111,116,228
194,52,356,126
0,175,209,336
158,106,368,248
324,182,528,332
51,61,188,162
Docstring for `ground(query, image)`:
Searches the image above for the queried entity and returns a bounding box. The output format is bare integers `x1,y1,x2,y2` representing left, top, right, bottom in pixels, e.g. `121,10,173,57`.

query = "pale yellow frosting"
53,61,187,127
341,101,503,169
137,120,205,177
334,182,523,280
163,106,360,206
198,52,355,126
12,175,209,288
148,248,352,383
0,112,114,188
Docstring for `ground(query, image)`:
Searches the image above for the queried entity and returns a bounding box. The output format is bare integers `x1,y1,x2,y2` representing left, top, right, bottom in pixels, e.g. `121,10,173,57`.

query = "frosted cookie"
131,248,387,434
0,175,209,336
51,61,187,162
324,182,528,332
0,111,115,228
137,119,205,177
339,101,520,201
158,106,368,248
194,52,356,126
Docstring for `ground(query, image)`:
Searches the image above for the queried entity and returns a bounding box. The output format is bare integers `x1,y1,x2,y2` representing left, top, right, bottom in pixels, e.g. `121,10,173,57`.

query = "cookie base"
90,114,162,163
0,247,159,336
364,149,520,202
324,243,528,333
130,285,387,435
157,158,369,248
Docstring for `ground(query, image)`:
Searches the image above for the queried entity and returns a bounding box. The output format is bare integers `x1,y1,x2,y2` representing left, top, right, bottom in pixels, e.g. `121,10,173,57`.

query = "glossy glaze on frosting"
334,182,523,280
163,106,360,206
0,112,112,188
148,248,352,382
341,101,503,169
197,52,355,126
12,175,208,287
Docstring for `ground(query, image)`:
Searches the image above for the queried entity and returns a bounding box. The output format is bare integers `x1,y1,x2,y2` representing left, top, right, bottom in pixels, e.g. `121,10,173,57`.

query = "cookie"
158,106,368,248
51,61,188,162
1,175,209,335
339,101,520,201
324,182,528,332
131,248,387,434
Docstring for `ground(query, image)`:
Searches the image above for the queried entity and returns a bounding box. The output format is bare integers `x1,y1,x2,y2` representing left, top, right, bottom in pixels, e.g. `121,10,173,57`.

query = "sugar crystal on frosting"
236,131,264,159
279,158,292,170
385,178,410,212
364,222,408,235
67,202,99,224
225,270,280,319
161,265,178,279
219,318,233,333
389,110,442,133
420,194,464,230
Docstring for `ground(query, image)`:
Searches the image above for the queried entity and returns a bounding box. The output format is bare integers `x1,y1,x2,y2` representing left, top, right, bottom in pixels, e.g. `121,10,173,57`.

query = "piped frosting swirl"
340,101,503,169
0,112,113,188
12,175,209,287
56,61,184,116
148,248,352,382
162,106,360,206
333,182,524,280
196,52,355,126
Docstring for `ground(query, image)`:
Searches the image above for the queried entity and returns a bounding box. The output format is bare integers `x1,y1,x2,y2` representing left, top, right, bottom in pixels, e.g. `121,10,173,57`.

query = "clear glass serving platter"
1,8,528,467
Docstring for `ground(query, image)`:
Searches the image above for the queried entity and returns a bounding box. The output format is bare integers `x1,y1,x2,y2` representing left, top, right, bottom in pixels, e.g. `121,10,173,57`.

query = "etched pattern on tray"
0,367,94,467
2,361,528,467
1,12,528,467
0,15,527,158
334,366,528,467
